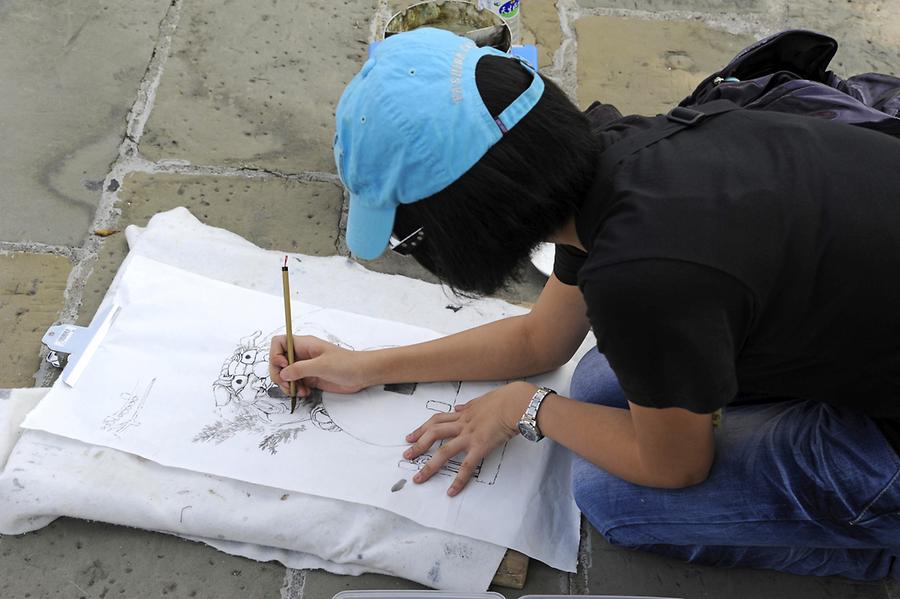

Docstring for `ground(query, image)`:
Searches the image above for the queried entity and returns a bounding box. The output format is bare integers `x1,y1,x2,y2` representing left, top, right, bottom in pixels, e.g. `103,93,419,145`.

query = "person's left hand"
403,381,537,496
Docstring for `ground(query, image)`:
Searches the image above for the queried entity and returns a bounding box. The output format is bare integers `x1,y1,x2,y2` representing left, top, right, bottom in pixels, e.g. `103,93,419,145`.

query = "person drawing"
269,28,900,579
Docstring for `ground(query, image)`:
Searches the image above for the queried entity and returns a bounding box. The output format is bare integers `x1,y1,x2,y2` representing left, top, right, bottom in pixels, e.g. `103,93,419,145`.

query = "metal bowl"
384,0,512,52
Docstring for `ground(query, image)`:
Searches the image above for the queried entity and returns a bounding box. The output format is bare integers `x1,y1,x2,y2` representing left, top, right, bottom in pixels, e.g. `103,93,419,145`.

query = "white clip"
42,303,122,387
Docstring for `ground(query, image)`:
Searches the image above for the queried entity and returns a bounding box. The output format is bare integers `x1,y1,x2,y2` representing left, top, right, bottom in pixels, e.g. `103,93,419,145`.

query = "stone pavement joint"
151,162,342,186
577,5,777,36
568,518,593,594
0,241,83,262
280,568,307,599
371,0,395,44
337,189,352,258
553,0,582,99
124,0,184,145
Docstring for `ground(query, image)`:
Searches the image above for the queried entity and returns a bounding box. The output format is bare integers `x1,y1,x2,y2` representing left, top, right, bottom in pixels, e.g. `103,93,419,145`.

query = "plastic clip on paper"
41,303,122,387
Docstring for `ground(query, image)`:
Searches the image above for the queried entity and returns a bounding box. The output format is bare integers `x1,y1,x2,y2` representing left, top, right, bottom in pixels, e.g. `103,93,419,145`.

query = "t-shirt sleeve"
580,259,754,413
553,244,588,285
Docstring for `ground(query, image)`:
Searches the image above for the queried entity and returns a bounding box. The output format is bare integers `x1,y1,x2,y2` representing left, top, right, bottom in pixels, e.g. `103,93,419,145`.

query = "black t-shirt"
556,109,900,419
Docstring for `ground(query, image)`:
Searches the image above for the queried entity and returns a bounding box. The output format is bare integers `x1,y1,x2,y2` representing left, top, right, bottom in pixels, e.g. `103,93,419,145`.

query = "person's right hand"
269,335,370,397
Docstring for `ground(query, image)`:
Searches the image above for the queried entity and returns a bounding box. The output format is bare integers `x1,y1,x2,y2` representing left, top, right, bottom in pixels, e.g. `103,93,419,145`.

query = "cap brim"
345,194,397,261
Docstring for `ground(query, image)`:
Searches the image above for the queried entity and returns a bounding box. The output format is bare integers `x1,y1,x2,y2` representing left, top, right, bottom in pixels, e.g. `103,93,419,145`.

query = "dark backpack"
680,29,900,138
587,29,900,170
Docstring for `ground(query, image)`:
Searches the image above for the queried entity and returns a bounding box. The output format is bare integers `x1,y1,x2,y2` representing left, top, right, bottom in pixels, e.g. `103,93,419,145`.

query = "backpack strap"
599,99,742,169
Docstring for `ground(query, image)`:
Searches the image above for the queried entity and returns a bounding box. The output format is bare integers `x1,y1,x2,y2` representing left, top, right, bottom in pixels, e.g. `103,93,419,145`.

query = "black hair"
393,55,598,296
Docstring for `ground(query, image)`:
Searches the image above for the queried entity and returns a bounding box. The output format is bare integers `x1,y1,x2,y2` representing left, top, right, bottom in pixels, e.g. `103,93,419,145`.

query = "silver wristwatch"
517,386,555,442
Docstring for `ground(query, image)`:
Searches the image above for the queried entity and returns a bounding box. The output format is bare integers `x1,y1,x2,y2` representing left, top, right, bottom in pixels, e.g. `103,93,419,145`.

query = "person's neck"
546,217,584,251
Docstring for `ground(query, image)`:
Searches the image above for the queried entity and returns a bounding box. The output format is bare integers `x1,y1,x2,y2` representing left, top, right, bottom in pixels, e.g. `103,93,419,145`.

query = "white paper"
22,254,580,571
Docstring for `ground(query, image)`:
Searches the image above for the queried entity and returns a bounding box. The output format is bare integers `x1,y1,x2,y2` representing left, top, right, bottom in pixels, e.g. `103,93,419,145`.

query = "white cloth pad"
0,208,592,590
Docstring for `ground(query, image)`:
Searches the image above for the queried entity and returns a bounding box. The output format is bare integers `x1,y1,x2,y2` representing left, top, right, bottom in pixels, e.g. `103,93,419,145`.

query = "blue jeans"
569,348,900,580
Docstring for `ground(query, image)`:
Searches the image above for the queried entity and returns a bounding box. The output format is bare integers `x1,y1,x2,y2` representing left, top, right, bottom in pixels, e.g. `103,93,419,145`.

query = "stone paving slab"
585,530,890,598
140,0,375,173
301,570,424,596
575,0,899,80
77,172,344,326
0,253,71,387
0,518,284,599
300,555,569,598
577,0,767,11
521,0,564,71
782,0,899,76
575,16,755,114
0,0,171,246
888,579,900,599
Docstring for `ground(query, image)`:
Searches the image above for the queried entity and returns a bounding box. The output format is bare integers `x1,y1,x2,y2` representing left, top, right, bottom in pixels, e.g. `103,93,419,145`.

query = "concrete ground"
0,0,898,597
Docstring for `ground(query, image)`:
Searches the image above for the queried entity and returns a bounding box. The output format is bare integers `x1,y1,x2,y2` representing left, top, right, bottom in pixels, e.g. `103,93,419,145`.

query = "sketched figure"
212,330,286,421
195,327,344,454
102,378,157,437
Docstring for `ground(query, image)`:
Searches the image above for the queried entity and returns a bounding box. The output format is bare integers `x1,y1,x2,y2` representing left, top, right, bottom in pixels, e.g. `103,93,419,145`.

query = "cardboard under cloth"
0,208,593,591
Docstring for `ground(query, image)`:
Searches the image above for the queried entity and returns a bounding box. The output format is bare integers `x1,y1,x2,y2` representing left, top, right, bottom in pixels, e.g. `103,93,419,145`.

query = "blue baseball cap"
333,27,545,260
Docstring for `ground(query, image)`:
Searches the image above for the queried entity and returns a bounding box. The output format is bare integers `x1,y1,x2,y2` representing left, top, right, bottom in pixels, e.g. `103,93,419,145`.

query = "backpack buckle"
667,106,705,126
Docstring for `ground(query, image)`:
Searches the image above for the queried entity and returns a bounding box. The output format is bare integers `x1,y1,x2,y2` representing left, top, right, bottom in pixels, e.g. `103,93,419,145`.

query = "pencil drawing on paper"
193,327,345,454
102,378,157,437
193,327,511,479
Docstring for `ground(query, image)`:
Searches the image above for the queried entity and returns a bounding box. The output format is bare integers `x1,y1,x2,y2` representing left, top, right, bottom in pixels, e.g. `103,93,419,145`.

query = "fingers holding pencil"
269,337,311,397
269,334,370,396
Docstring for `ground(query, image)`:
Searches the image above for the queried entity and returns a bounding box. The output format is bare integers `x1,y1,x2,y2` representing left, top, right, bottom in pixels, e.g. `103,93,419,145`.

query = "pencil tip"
283,255,288,268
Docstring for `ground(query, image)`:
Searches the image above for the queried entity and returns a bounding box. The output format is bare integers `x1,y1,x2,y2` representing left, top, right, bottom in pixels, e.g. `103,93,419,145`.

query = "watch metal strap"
525,386,555,424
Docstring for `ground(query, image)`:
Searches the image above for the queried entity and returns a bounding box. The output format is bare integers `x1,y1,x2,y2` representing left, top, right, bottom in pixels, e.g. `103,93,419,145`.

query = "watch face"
518,421,540,442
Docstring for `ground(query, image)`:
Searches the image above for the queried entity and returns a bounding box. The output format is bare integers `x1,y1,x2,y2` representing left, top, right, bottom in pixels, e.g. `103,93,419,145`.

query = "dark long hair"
393,55,598,295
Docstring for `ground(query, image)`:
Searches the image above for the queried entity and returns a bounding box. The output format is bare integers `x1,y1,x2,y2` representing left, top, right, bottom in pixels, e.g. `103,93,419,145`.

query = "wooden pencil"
281,255,297,413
